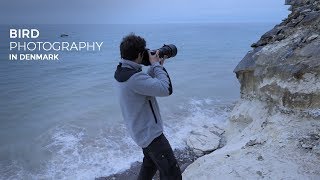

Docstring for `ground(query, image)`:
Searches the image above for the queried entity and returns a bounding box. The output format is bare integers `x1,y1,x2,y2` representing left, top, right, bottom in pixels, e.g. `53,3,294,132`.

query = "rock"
208,125,225,135
301,8,312,13
261,27,282,39
186,128,221,156
298,40,320,58
257,155,264,161
233,3,320,110
234,47,262,72
289,15,305,27
313,144,320,155
285,0,306,5
256,171,263,177
245,139,266,147
183,0,320,179
306,34,319,42
180,162,192,172
192,149,204,157
300,133,320,150
300,11,319,25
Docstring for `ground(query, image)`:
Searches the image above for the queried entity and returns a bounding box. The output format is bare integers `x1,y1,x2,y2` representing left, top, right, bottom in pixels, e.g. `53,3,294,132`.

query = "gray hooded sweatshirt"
114,59,172,148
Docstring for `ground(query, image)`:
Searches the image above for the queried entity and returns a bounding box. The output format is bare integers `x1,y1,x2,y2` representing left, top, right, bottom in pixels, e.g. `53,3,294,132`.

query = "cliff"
183,0,320,179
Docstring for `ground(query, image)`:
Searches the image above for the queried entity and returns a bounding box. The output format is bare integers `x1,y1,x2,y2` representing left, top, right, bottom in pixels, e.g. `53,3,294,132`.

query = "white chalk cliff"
183,0,320,179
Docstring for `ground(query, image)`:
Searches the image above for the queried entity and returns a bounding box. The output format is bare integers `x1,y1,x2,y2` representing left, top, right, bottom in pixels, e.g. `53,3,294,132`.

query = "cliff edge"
183,0,320,179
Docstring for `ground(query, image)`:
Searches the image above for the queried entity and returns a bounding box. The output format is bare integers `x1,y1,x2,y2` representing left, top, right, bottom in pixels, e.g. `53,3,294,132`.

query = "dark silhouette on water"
60,34,69,37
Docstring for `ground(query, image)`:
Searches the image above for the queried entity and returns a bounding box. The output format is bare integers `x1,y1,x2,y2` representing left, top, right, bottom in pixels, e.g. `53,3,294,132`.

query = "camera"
142,44,177,66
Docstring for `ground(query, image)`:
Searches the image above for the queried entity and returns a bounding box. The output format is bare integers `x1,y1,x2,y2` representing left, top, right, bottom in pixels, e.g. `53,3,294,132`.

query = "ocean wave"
1,98,235,179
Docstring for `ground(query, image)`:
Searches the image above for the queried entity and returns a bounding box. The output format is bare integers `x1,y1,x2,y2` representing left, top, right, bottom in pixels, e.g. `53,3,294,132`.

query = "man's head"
120,33,146,63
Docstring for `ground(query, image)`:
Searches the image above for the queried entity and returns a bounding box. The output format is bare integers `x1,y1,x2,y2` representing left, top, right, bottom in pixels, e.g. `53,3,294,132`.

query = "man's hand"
148,50,161,64
149,50,167,66
160,55,168,65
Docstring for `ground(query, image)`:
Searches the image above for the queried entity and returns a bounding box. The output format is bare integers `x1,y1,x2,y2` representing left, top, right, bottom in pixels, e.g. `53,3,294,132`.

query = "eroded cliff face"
183,0,320,179
234,0,320,110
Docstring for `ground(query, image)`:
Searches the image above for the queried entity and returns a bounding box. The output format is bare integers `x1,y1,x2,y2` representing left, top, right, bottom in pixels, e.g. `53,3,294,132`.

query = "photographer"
114,33,182,180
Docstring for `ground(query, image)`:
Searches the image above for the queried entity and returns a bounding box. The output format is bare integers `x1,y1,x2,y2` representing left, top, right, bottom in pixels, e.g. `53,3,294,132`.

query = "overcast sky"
0,0,289,24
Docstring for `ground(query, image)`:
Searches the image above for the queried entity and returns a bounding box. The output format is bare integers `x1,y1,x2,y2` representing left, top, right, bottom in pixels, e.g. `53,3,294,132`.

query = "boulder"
186,128,221,156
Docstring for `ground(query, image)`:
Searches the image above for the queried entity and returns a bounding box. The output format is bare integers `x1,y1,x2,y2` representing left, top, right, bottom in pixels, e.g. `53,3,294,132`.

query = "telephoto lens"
142,44,177,66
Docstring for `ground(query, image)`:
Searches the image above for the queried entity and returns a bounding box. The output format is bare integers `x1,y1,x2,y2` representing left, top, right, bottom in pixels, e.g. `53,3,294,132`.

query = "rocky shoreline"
183,0,320,179
97,124,226,180
96,148,198,180
98,0,320,179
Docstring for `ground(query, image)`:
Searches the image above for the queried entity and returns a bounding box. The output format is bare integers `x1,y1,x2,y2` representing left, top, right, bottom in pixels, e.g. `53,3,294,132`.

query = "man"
114,33,182,180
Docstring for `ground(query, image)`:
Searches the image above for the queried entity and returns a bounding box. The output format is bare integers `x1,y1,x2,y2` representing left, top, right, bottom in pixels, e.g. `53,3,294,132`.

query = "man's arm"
147,66,155,78
129,62,173,97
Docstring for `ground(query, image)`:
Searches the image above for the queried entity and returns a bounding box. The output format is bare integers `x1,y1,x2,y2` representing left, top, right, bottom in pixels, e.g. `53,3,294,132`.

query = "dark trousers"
137,134,182,180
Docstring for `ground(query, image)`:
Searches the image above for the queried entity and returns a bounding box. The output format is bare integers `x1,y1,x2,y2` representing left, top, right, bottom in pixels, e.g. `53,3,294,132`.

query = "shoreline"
96,148,200,180
96,123,226,180
95,103,230,180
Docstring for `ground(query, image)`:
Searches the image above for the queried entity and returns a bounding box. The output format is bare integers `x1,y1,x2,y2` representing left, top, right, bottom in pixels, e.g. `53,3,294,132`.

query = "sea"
0,23,275,179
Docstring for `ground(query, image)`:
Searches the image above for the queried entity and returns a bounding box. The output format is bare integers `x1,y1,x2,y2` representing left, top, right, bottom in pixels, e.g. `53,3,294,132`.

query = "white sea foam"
164,98,232,149
38,125,142,179
2,98,234,179
0,160,25,180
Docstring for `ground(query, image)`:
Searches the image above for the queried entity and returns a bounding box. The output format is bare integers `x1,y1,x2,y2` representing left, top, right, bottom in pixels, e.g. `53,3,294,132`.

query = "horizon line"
0,21,283,25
